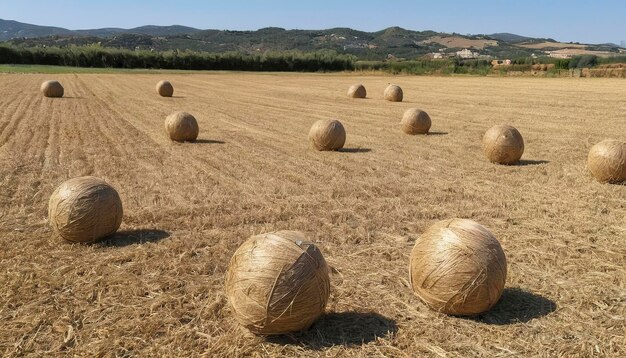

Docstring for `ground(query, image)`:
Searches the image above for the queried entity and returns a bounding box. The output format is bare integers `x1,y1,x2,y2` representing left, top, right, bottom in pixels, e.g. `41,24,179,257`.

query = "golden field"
0,73,624,357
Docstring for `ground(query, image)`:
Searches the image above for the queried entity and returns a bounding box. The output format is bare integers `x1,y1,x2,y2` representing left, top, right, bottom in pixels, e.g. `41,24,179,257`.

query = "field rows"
0,73,624,357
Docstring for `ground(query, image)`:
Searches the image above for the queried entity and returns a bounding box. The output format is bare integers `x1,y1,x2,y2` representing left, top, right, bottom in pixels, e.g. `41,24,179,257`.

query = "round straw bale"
401,108,431,135
409,218,507,316
482,124,524,165
308,119,346,151
165,111,199,142
41,80,64,98
384,84,403,102
156,80,174,97
225,230,330,335
587,139,626,183
48,176,123,243
347,84,367,98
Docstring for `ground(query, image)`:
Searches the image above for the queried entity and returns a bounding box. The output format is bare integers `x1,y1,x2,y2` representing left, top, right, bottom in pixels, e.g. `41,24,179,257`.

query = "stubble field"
0,72,624,357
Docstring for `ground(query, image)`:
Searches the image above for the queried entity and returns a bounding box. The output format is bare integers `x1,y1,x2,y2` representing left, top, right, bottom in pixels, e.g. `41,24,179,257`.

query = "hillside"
1,19,624,60
0,19,202,40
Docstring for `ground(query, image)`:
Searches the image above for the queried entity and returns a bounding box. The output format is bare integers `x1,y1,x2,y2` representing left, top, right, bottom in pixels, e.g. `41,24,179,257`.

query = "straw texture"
41,80,64,98
384,84,403,102
587,139,626,183
308,119,346,151
401,108,432,135
156,80,174,97
482,124,524,165
225,231,330,335
409,218,507,316
347,84,367,98
165,111,199,142
48,176,123,243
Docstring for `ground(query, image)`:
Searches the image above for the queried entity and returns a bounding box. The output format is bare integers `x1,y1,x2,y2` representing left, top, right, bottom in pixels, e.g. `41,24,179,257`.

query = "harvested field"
518,41,588,49
547,49,617,58
421,36,498,49
0,73,625,357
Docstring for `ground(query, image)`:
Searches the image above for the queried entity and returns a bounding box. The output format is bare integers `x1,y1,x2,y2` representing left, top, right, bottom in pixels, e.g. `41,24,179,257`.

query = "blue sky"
1,0,624,44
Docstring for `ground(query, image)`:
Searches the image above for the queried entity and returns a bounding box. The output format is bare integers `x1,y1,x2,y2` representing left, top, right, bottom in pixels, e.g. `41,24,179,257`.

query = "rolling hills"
1,18,624,60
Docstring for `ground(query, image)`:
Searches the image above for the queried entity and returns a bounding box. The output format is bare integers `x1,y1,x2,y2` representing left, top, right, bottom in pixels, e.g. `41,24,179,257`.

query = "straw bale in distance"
308,119,346,151
347,84,367,98
384,84,403,102
409,218,507,316
482,124,524,165
156,80,174,97
225,230,330,335
587,139,626,183
401,108,432,135
41,80,64,98
48,176,123,243
165,111,199,142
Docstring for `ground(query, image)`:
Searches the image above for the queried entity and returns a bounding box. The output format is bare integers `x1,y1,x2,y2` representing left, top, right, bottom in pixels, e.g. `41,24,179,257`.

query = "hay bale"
347,84,367,98
401,108,431,135
48,176,123,243
308,119,346,151
409,218,507,316
225,230,330,335
41,80,64,98
384,84,403,102
482,124,524,165
165,111,199,142
587,139,626,183
156,80,174,97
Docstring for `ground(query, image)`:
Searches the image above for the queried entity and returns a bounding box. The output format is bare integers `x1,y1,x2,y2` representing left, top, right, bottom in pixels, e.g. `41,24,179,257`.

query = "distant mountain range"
0,19,201,40
1,19,623,60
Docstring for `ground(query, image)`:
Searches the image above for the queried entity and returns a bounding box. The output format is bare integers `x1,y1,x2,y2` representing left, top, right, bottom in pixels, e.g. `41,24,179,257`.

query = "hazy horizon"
1,0,624,45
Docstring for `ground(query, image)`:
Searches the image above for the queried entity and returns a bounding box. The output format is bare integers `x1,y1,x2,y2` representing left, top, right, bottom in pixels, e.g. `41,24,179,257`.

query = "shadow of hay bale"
517,159,550,166
96,229,170,247
267,311,397,349
194,139,226,144
337,148,371,153
472,287,557,325
426,131,449,136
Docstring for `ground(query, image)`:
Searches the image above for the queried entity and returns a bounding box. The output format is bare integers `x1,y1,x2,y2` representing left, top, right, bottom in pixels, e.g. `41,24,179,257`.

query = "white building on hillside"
456,49,479,59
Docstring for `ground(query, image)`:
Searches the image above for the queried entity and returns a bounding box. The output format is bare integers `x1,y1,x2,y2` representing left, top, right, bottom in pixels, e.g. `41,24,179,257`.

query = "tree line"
0,44,357,72
0,43,620,74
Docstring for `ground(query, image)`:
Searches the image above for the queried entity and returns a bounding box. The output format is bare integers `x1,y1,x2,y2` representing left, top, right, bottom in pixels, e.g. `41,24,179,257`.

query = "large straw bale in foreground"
225,231,330,335
410,218,507,316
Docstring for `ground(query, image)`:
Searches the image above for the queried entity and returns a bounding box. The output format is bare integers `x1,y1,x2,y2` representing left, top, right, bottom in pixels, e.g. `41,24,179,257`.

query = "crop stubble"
0,73,624,357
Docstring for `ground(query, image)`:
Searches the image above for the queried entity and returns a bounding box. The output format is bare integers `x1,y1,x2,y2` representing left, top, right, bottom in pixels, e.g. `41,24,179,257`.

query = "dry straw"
48,176,123,243
587,139,626,183
156,80,174,97
384,84,403,102
165,112,199,142
308,119,346,151
409,218,507,316
482,124,524,165
225,230,330,335
401,108,432,135
347,84,367,98
41,80,64,98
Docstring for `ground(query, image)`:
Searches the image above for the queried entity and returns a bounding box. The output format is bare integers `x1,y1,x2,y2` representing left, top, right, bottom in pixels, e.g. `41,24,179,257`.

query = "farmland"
0,73,624,356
